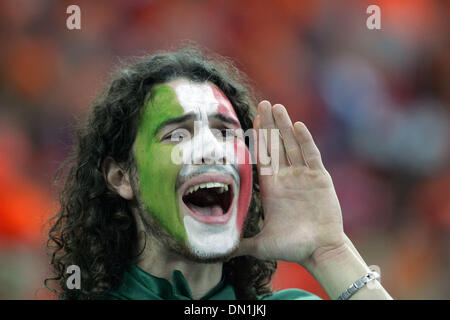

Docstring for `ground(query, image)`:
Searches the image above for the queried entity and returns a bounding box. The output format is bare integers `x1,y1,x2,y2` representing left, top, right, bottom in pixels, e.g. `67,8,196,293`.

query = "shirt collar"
107,264,236,300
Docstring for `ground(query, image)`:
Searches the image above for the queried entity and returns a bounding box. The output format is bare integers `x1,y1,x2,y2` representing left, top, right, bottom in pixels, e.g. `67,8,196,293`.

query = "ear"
103,157,134,200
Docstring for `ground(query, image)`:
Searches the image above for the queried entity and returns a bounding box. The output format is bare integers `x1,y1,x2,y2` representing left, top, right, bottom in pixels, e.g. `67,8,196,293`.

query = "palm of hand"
258,166,344,264
238,101,345,265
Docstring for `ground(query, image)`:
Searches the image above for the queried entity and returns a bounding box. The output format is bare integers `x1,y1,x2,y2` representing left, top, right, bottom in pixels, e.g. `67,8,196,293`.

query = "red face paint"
235,137,253,232
212,86,239,120
213,84,252,232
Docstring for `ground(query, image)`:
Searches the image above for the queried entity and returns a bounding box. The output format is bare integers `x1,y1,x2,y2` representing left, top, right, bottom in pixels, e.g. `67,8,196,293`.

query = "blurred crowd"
0,0,448,299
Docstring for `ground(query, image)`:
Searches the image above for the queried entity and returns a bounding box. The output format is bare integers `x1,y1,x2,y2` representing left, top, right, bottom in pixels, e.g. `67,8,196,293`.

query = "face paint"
134,78,252,259
211,86,238,120
134,84,187,242
235,140,253,232
211,86,253,232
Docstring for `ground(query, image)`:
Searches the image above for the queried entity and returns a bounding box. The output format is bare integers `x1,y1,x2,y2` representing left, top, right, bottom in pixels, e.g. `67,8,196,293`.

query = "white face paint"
172,80,219,115
168,79,242,259
183,208,239,258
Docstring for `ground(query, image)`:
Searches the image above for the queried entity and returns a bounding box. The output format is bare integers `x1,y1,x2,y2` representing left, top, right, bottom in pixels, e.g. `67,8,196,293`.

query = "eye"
210,128,237,140
220,129,235,138
162,128,191,143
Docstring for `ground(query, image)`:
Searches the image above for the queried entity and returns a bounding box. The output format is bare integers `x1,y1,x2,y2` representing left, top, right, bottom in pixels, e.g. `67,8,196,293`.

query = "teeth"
185,182,230,195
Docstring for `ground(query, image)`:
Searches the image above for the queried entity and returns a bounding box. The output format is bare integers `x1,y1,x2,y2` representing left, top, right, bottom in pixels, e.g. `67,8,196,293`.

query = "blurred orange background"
0,0,448,300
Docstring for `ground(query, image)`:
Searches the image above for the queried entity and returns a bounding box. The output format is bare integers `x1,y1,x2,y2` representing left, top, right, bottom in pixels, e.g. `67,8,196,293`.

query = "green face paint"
133,84,186,242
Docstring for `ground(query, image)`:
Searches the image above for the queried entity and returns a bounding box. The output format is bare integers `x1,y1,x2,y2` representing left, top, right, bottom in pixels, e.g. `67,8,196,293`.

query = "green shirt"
105,264,321,300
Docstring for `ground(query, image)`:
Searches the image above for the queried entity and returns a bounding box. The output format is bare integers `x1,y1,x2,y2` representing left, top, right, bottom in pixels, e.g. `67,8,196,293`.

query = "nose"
192,127,228,165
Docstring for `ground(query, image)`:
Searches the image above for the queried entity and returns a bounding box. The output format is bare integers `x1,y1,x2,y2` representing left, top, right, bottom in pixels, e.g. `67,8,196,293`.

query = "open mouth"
179,175,236,224
182,182,233,216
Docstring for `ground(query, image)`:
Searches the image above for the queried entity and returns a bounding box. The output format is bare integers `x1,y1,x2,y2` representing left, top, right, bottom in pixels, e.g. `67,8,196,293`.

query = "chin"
182,207,241,261
184,239,240,263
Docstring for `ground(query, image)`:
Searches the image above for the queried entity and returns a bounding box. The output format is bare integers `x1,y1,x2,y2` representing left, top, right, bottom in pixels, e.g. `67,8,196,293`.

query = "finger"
293,122,325,170
272,104,306,167
258,101,288,169
253,114,261,131
254,115,273,176
251,115,260,165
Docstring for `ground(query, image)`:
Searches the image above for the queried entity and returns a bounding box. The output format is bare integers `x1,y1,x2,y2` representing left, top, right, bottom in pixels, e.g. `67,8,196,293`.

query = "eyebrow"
156,113,198,133
210,113,241,127
156,112,240,133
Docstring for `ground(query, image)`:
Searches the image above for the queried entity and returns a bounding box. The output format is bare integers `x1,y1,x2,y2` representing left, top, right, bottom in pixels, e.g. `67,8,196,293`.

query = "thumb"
231,236,260,259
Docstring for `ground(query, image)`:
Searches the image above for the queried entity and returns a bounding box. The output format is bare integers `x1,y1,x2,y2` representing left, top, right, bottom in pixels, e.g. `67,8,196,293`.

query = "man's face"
133,78,252,260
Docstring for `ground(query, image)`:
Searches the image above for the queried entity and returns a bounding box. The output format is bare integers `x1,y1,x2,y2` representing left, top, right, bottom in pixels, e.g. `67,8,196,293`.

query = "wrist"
301,238,392,300
303,241,357,275
305,243,373,299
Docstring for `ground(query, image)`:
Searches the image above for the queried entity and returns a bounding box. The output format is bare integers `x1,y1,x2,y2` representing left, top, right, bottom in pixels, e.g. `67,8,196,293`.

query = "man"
47,48,392,300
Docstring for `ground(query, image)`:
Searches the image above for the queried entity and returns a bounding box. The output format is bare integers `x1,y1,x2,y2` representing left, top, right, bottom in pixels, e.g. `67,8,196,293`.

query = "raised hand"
238,101,345,266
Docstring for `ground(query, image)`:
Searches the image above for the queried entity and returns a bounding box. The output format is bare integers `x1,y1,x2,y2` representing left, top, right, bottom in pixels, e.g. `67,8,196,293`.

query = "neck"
132,211,223,300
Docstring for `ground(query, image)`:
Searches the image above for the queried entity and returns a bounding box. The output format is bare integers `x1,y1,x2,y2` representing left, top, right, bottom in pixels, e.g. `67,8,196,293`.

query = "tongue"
187,204,224,216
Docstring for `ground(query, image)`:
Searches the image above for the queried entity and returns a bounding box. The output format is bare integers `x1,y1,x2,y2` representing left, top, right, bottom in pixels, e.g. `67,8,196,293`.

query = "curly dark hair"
46,46,277,300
